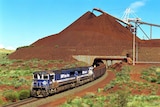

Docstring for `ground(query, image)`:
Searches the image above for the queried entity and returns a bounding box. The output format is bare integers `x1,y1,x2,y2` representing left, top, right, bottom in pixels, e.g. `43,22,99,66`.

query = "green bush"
150,77,157,83
116,90,129,107
156,80,160,84
128,95,160,107
104,83,114,91
3,90,18,102
62,93,107,107
82,92,96,99
19,90,30,100
141,67,160,84
14,82,22,89
0,98,3,105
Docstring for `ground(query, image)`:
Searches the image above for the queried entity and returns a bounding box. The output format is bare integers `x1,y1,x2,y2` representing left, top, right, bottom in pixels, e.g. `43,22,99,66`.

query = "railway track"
3,98,38,107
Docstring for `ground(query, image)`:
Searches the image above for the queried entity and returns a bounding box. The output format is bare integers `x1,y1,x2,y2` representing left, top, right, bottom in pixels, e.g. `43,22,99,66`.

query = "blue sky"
0,0,160,50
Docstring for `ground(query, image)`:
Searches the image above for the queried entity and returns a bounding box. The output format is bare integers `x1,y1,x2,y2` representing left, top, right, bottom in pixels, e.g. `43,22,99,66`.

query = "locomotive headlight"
42,81,47,85
34,81,37,85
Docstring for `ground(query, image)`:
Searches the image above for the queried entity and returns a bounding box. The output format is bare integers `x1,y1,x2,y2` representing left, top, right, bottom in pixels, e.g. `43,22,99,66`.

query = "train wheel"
49,89,55,95
37,90,41,96
56,88,60,93
42,90,48,97
31,90,37,97
71,83,76,88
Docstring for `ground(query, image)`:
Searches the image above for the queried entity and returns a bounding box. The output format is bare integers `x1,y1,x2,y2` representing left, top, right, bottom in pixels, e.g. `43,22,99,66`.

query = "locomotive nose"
42,81,47,85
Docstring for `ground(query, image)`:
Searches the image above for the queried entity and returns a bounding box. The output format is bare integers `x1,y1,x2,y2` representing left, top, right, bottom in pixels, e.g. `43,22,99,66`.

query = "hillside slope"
9,11,160,62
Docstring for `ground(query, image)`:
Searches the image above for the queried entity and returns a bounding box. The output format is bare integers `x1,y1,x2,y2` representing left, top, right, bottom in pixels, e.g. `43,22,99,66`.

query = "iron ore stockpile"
9,10,160,62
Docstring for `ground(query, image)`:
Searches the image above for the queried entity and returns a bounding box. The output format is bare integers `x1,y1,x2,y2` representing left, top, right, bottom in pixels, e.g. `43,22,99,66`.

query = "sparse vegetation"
0,98,3,105
61,93,108,107
104,66,131,92
16,45,34,50
128,95,160,107
1,49,160,106
141,67,160,84
3,90,19,102
0,49,15,65
61,90,160,107
0,48,88,106
19,90,30,100
61,65,160,107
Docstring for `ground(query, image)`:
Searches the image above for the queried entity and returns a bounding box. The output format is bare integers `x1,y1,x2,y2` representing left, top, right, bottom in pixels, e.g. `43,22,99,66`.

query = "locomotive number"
61,74,70,78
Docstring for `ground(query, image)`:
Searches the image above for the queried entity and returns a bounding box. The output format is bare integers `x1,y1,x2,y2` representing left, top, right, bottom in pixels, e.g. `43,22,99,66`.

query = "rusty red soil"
8,10,160,62
39,71,115,107
130,64,160,95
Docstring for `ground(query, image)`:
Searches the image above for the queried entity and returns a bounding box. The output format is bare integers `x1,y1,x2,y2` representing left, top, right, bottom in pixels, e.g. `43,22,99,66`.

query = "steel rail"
3,98,38,107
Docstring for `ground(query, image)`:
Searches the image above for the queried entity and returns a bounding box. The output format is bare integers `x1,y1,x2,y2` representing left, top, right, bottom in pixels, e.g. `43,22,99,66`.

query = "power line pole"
133,22,137,65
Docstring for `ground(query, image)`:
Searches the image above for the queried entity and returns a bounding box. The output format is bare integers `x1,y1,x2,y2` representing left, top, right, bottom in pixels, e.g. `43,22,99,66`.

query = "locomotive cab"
31,71,55,97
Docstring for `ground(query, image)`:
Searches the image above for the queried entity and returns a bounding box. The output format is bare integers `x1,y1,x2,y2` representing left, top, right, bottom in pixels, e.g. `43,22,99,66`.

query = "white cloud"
0,44,4,49
0,44,15,50
6,46,16,50
129,0,146,12
121,0,147,19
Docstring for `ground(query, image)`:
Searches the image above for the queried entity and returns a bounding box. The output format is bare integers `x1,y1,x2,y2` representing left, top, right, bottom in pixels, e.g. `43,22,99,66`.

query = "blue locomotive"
31,66,95,97
31,60,106,97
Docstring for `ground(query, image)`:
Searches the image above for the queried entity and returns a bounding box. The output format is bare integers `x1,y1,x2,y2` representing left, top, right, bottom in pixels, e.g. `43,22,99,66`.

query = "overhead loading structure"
121,8,160,65
92,8,160,65
122,8,160,39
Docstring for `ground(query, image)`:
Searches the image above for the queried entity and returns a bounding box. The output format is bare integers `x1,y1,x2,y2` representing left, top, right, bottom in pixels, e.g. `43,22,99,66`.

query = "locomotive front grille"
33,81,49,89
34,82,44,88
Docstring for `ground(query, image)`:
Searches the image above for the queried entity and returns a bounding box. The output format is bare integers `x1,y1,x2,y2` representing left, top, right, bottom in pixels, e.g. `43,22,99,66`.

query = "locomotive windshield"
44,74,48,80
34,74,38,79
50,75,54,81
33,73,49,80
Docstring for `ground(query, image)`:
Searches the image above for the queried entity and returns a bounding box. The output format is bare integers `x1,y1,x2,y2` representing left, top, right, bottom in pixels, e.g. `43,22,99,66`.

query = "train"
30,60,106,97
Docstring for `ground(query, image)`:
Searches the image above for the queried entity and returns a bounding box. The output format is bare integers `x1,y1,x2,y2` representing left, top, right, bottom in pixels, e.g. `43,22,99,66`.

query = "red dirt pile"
9,10,160,61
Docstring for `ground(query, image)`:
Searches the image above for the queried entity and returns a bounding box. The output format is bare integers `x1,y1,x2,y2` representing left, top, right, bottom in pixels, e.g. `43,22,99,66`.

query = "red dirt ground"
40,64,160,107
